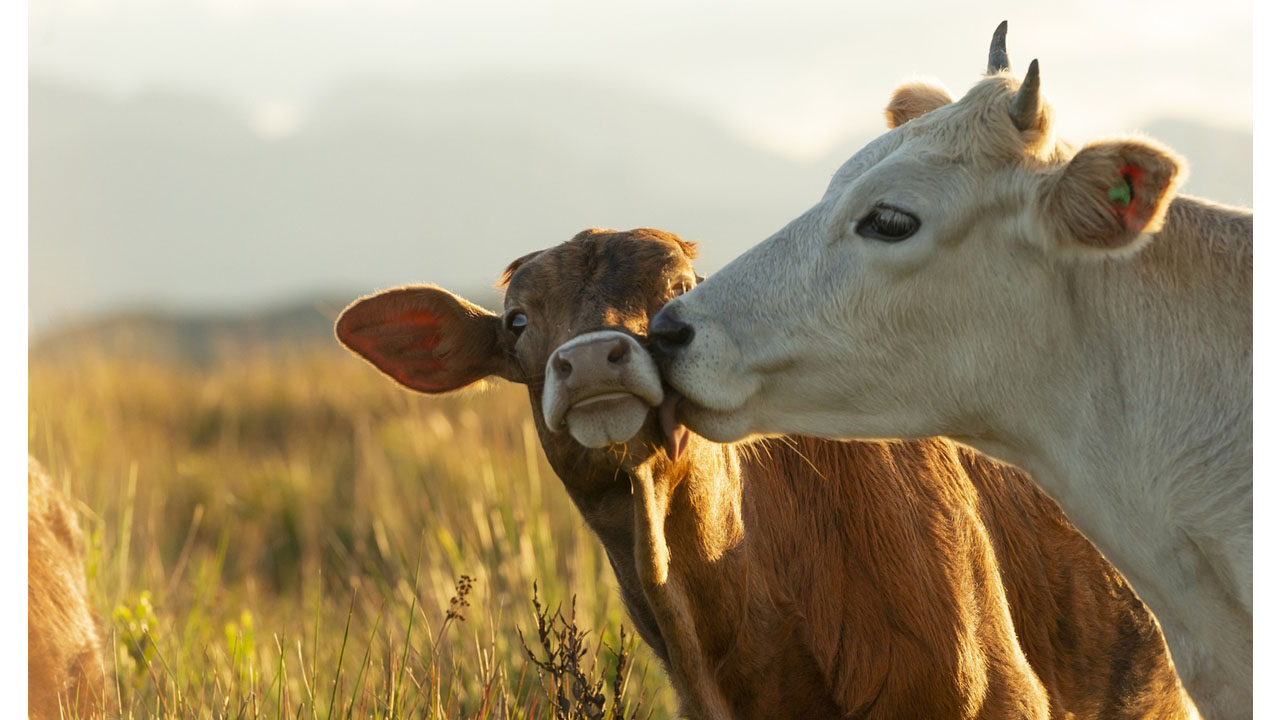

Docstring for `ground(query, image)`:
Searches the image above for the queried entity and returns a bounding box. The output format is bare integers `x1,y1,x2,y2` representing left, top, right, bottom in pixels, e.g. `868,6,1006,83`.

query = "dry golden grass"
28,340,677,718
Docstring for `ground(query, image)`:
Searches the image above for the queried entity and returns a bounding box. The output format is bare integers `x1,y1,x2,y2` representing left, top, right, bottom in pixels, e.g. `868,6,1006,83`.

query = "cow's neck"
962,195,1249,521
537,425,748,677
956,194,1252,691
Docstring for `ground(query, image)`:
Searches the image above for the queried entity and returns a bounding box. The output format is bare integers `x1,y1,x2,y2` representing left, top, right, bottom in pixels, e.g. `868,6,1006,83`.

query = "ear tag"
1108,176,1132,206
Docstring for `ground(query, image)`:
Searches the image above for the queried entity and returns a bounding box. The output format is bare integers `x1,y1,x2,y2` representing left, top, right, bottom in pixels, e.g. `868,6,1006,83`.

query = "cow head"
651,22,1185,445
336,228,701,477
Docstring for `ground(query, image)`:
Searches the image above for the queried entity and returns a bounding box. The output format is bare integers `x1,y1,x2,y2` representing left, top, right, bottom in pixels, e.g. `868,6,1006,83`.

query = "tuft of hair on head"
622,227,700,260
498,249,544,288
885,80,954,129
672,236,699,260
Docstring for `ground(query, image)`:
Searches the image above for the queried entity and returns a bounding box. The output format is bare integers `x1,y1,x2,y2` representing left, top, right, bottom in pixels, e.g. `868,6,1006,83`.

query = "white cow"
650,23,1251,720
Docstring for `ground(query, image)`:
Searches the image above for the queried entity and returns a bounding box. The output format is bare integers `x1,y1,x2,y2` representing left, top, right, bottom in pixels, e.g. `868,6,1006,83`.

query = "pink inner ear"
392,309,444,353
345,307,442,355
337,287,507,394
341,304,454,390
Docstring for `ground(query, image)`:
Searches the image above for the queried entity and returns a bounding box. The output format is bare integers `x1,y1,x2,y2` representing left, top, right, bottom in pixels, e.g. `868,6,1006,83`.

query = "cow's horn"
987,21,1010,74
1009,59,1041,131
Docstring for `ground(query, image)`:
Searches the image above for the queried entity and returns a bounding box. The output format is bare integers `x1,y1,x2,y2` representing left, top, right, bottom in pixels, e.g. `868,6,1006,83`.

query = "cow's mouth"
659,392,691,462
562,391,653,449
540,329,696,460
564,390,691,463
569,391,634,409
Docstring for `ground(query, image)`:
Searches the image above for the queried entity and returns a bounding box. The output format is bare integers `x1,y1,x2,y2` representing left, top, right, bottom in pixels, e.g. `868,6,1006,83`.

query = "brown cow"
336,228,1197,719
29,457,106,720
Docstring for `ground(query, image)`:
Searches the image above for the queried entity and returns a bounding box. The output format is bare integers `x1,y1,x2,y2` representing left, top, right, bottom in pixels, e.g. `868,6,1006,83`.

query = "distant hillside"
29,74,825,335
29,299,347,367
28,288,505,367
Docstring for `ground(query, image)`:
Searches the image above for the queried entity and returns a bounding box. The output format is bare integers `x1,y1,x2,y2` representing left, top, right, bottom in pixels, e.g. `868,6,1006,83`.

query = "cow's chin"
675,396,755,445
564,393,651,449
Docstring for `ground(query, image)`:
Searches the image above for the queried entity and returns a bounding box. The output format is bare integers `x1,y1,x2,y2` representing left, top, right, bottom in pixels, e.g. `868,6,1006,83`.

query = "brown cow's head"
335,228,700,474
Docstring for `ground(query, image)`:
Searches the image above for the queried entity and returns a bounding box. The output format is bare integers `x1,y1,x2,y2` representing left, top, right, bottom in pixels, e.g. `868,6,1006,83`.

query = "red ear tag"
1113,166,1146,229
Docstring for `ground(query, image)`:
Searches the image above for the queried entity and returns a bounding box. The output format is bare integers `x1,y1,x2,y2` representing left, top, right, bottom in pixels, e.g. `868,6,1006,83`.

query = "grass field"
28,337,679,718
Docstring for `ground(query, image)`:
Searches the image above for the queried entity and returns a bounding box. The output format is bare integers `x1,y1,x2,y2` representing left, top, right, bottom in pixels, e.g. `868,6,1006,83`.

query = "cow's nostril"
553,353,573,379
607,338,630,364
650,307,695,356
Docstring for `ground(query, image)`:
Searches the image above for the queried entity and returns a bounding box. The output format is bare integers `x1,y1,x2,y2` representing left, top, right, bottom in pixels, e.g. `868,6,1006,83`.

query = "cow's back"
29,458,106,720
737,437,1053,718
736,437,1194,718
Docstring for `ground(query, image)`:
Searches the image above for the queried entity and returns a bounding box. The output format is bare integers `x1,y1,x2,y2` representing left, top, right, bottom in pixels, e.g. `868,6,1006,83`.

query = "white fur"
658,93,1252,717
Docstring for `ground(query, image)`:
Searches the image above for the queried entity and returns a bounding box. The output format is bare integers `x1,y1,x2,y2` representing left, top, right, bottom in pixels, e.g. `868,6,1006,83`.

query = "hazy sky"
25,0,1255,334
31,0,1252,159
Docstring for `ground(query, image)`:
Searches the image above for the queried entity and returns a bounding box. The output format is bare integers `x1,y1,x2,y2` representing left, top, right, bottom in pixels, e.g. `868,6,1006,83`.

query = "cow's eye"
672,275,697,298
855,205,920,242
504,310,528,337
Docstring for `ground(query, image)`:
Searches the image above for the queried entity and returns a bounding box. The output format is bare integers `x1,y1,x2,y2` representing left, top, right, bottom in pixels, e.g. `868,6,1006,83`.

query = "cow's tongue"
659,393,690,462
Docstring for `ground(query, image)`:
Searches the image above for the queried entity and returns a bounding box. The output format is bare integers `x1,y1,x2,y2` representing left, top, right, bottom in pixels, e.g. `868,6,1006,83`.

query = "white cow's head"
651,23,1185,444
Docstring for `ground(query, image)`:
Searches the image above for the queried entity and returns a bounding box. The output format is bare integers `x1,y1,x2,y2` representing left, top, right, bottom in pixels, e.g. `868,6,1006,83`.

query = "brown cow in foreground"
29,457,106,720
336,228,1197,719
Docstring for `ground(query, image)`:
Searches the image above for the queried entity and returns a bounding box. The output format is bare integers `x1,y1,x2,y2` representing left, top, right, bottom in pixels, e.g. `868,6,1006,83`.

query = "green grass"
29,341,678,719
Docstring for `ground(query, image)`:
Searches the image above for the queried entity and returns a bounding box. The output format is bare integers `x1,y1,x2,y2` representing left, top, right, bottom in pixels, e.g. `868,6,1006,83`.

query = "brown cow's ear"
335,286,521,393
885,81,954,129
1037,137,1185,256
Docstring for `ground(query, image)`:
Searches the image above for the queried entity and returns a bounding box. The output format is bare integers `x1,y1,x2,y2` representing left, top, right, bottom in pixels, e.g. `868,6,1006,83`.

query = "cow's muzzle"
541,331,665,448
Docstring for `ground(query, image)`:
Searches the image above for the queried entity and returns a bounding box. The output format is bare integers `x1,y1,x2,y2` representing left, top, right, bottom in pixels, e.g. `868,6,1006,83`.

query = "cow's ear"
885,81,954,129
335,286,521,393
1037,137,1185,256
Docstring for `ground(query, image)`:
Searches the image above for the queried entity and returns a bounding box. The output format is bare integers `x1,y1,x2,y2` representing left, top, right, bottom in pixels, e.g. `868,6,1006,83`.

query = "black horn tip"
1009,58,1044,132
1025,58,1041,86
987,20,1010,74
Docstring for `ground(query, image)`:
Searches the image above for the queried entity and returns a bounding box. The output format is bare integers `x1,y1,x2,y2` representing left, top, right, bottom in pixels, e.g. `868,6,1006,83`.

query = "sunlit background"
29,0,1252,334
22,3,1258,716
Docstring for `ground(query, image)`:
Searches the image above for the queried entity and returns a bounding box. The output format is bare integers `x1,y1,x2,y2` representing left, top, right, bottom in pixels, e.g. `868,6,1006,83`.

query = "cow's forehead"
503,229,693,312
826,129,905,195
908,75,1062,165
830,75,1060,198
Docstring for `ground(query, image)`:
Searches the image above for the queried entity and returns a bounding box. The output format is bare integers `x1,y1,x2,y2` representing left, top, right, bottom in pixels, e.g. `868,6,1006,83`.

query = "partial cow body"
651,24,1251,718
337,228,1196,718
29,457,107,720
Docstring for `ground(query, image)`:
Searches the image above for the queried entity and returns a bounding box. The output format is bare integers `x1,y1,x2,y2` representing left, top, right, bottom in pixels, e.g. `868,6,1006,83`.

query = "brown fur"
29,457,106,720
337,229,1196,719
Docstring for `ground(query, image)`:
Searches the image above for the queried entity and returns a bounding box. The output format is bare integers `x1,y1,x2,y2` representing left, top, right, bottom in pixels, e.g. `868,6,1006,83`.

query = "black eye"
855,204,920,242
504,310,528,337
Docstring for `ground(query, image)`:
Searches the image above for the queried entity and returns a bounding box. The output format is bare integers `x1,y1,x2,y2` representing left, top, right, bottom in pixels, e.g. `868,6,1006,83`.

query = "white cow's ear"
884,81,954,129
335,286,521,393
1036,137,1185,257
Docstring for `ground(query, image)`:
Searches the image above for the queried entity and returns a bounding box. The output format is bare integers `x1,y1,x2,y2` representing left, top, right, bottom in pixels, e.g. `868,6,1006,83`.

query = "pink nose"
550,335,632,385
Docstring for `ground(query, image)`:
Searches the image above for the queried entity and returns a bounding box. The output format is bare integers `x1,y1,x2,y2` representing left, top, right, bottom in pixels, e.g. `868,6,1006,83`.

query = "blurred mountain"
28,298,349,366
27,287,505,367
29,73,825,336
29,73,1252,339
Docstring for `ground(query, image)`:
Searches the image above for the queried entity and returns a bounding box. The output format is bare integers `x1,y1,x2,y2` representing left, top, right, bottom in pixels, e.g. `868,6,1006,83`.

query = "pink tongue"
659,393,690,462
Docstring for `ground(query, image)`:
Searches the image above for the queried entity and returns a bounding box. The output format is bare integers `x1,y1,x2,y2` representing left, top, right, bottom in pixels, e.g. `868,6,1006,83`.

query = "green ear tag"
1108,178,1132,206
